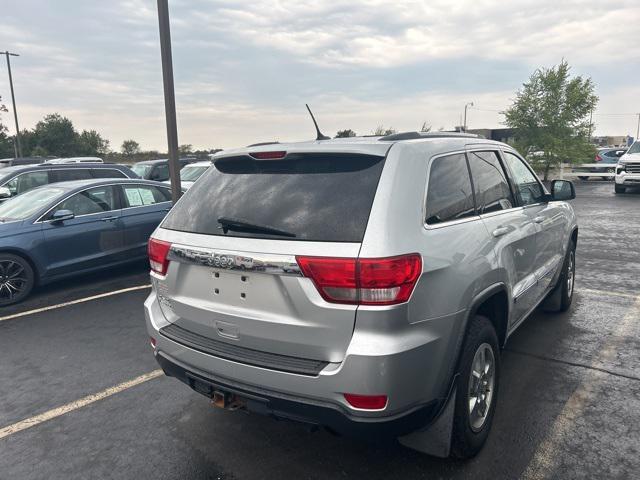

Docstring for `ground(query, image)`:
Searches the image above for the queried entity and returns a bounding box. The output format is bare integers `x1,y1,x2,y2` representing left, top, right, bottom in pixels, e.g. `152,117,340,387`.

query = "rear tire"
0,253,35,306
578,176,589,181
451,315,500,459
615,184,626,194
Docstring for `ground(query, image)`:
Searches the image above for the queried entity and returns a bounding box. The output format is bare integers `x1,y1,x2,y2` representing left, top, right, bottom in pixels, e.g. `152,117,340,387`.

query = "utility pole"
3,51,22,158
636,113,640,141
156,0,181,202
588,106,593,141
463,102,474,132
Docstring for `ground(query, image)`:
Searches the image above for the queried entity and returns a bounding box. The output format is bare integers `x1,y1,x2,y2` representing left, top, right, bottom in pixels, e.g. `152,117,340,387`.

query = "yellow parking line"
0,285,151,323
576,288,639,300
0,369,163,440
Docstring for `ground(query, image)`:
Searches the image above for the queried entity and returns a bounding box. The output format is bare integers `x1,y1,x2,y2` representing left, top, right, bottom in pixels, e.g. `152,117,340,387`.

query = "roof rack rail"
247,141,280,147
378,131,480,141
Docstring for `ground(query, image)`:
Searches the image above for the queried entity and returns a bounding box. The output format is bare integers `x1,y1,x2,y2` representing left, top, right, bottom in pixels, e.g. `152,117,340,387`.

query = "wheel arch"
467,283,509,349
0,248,41,285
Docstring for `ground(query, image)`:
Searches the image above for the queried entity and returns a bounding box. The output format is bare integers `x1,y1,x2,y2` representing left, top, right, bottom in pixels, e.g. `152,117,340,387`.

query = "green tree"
78,130,110,156
373,125,397,136
335,129,356,138
121,139,141,156
32,113,79,157
503,60,598,180
0,96,13,158
178,144,193,155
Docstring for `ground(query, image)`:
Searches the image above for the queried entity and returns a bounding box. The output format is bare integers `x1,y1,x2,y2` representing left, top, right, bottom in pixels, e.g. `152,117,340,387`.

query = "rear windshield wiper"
217,216,296,238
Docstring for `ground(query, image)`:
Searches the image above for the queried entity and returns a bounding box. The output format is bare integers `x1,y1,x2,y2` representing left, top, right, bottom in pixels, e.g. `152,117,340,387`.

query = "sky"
0,0,639,151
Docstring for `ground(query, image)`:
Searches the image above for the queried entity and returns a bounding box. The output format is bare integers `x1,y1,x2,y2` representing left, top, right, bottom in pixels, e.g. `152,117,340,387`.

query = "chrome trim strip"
168,244,302,276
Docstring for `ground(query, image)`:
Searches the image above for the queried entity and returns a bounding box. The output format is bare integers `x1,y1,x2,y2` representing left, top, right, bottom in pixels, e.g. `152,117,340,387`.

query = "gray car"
144,132,577,459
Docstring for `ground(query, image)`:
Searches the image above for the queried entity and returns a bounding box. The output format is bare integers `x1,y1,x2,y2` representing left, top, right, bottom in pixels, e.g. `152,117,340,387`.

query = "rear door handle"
533,216,545,224
100,216,118,222
492,226,511,237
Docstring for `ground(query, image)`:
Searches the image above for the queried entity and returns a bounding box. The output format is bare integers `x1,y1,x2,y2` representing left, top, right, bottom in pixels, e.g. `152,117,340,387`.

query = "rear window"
162,153,386,242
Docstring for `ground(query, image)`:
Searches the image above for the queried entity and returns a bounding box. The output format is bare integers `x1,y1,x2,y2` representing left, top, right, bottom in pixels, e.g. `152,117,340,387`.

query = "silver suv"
145,132,577,458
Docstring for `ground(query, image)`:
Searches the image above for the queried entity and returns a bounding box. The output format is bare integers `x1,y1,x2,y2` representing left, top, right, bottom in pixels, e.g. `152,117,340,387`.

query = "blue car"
0,178,173,305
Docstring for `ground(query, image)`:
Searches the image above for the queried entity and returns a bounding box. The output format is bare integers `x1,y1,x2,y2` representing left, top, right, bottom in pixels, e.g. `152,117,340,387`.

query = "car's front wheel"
0,253,35,306
451,315,500,459
615,184,626,194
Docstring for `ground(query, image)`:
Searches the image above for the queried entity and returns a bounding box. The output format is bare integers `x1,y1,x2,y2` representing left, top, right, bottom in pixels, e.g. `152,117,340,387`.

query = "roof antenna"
306,104,330,140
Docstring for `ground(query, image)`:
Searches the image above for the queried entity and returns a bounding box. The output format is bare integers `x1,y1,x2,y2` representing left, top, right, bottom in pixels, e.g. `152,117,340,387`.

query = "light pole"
636,113,640,141
156,0,181,203
463,102,474,132
3,51,21,158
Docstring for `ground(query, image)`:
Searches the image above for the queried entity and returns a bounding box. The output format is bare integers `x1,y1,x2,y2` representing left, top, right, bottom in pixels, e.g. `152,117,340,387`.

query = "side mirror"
616,150,626,157
0,186,11,199
551,180,575,201
51,209,75,223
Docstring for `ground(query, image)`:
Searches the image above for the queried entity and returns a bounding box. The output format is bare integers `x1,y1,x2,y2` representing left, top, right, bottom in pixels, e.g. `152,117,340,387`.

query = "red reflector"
249,151,287,160
344,393,388,410
148,238,171,275
296,254,421,305
150,336,157,348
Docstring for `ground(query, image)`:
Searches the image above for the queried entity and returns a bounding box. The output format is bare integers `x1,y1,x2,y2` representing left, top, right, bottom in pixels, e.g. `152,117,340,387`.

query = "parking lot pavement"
0,182,638,479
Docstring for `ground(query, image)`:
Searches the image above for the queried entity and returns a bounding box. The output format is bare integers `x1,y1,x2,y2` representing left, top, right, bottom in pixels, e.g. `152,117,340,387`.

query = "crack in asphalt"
505,348,640,383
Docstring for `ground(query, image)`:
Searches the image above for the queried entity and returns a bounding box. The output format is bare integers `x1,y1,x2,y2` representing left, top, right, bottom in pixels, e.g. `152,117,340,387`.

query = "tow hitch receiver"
212,390,246,411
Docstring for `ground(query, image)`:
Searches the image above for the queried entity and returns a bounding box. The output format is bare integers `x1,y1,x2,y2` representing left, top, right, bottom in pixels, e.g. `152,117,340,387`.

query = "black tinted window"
91,168,126,179
425,154,475,225
468,151,514,214
56,186,117,216
162,153,386,242
55,169,92,181
151,164,169,181
502,152,545,206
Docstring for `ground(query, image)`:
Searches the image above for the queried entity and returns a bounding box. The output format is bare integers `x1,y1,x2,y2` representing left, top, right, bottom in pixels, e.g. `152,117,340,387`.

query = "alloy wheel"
468,342,495,432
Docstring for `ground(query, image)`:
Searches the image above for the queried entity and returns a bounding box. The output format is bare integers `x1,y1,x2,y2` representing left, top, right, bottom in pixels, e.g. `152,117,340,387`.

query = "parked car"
574,147,626,181
0,178,174,305
44,157,104,164
0,163,138,202
615,141,640,193
163,161,211,190
0,157,46,169
131,158,193,182
145,132,577,459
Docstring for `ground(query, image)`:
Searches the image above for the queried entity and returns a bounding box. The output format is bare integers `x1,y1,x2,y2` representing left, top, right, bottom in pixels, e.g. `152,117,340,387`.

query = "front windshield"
180,165,209,182
132,164,152,178
0,187,64,221
627,142,640,155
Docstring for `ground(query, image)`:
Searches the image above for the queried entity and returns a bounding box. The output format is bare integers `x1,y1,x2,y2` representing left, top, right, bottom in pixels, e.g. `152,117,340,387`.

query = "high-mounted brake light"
148,238,172,275
344,393,388,410
249,151,287,160
296,254,422,306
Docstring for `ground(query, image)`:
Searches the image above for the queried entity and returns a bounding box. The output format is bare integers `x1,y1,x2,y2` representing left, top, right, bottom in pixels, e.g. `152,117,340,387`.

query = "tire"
578,176,589,181
0,253,35,306
451,315,500,459
556,241,576,312
615,184,626,194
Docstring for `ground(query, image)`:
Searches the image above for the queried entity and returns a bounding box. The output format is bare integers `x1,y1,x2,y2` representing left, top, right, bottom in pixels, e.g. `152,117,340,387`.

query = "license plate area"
211,268,255,303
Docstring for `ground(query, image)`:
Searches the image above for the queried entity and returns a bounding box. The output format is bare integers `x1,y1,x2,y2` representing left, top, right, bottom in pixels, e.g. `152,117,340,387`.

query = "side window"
467,151,514,214
56,186,118,216
6,171,49,195
54,169,92,182
151,164,169,181
91,168,127,179
122,185,171,208
502,151,545,206
425,153,476,225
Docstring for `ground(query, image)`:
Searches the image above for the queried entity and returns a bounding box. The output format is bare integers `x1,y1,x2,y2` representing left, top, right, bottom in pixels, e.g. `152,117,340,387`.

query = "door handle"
100,216,118,222
533,216,545,224
492,226,511,237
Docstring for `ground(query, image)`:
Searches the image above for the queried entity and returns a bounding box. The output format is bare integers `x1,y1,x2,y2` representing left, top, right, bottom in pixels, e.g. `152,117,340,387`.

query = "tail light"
148,238,172,275
249,151,287,160
344,393,388,410
296,254,422,305
595,154,602,162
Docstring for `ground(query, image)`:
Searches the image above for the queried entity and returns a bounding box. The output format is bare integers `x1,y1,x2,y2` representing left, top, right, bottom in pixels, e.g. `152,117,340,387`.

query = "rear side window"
162,153,386,242
151,164,169,181
425,153,475,225
467,151,514,214
53,169,92,182
122,185,171,207
91,168,127,179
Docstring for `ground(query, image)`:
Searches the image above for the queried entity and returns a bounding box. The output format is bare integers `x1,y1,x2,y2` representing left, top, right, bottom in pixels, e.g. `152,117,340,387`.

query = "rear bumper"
145,290,464,437
155,352,439,439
